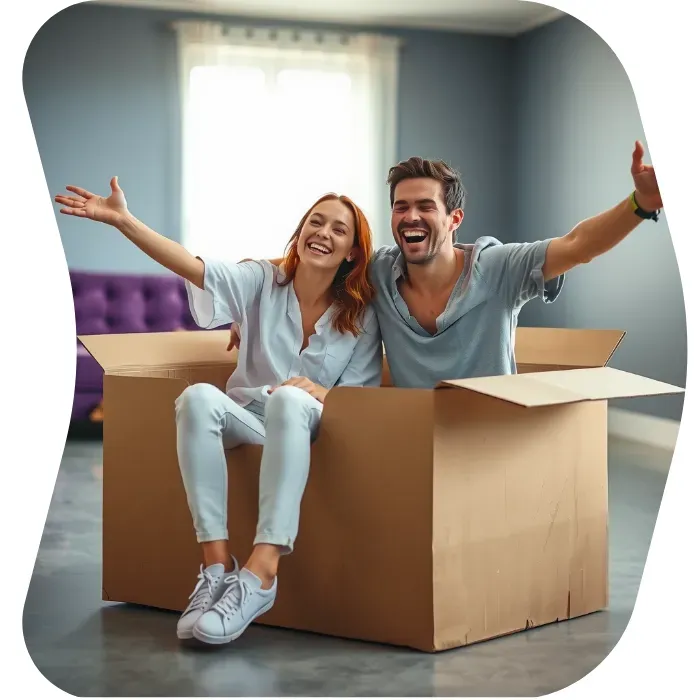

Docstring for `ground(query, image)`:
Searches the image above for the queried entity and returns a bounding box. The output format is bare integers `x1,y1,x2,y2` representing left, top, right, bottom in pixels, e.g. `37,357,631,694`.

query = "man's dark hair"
387,157,466,213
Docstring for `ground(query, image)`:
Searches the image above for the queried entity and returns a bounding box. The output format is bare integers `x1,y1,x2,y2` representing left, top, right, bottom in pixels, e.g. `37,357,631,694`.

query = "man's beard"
397,221,445,265
405,243,440,265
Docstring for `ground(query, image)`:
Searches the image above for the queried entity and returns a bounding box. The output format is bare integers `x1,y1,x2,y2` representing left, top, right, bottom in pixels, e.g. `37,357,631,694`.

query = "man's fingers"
631,140,645,174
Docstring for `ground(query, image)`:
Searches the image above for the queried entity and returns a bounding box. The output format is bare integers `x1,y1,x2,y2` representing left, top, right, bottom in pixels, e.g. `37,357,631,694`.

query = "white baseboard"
608,407,680,451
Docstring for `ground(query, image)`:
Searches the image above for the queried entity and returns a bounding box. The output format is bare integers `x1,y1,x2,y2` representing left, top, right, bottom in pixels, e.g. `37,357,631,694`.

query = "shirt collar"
391,251,408,283
392,243,473,281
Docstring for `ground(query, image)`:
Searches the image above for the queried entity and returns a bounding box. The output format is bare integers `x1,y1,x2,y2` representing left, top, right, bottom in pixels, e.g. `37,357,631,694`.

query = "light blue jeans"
174,383,322,555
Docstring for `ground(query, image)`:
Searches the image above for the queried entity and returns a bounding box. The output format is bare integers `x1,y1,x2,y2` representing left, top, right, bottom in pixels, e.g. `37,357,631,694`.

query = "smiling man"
367,141,661,388
231,141,662,389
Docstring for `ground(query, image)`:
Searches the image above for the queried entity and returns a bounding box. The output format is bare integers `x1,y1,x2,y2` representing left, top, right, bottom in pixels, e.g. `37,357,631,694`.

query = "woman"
55,177,382,646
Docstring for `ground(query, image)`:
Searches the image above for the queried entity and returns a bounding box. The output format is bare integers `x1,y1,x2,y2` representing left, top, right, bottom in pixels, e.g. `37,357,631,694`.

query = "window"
174,22,400,262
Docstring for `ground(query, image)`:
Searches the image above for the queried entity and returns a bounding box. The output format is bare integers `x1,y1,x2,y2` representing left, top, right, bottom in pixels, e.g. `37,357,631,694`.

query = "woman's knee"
265,385,316,424
175,383,224,422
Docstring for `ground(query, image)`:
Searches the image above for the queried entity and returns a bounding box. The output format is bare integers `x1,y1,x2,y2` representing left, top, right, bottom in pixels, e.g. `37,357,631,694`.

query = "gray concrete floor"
24,436,672,697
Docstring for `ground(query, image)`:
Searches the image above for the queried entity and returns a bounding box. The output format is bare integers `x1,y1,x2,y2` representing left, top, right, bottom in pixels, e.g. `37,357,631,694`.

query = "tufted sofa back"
70,270,203,336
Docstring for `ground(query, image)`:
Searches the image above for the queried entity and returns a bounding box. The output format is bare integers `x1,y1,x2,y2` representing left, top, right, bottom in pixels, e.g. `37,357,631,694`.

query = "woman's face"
296,199,358,271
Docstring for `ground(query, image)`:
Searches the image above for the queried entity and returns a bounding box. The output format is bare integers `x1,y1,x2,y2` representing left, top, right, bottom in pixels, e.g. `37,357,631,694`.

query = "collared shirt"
186,259,383,409
369,237,565,388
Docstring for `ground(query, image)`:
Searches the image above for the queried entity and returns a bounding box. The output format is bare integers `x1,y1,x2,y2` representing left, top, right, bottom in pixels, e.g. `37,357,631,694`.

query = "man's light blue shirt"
369,237,565,388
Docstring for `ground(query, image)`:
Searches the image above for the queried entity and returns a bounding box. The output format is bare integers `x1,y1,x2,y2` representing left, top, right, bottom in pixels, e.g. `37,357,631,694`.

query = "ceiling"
94,0,566,36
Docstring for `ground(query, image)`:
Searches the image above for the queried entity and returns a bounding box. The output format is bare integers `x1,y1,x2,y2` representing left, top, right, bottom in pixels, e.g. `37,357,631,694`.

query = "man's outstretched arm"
542,140,663,281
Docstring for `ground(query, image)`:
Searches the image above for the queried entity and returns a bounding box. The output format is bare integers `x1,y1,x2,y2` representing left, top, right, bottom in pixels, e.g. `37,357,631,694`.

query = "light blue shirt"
369,237,565,388
186,259,383,409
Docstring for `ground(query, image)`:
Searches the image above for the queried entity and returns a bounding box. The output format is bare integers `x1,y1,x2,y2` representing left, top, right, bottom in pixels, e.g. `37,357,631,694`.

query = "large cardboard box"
80,327,683,652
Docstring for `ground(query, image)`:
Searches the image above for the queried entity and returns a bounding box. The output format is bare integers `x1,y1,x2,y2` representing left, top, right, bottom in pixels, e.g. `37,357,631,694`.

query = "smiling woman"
53,178,383,647
277,194,375,336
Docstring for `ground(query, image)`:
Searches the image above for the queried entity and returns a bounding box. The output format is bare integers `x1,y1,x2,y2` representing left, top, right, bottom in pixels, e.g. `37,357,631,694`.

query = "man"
230,140,662,386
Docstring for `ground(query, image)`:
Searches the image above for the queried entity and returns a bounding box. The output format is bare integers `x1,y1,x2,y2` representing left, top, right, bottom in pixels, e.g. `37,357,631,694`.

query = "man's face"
390,178,461,265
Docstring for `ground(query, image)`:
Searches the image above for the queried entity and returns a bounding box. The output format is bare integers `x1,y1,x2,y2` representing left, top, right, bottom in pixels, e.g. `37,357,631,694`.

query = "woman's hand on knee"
269,377,328,404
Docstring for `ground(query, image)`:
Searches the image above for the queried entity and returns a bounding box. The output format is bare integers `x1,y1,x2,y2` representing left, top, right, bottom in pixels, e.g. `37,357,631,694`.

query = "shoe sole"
192,599,276,645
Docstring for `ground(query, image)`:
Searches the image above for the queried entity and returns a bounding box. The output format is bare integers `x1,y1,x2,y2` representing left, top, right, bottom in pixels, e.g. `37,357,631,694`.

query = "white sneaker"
176,556,239,640
192,568,277,645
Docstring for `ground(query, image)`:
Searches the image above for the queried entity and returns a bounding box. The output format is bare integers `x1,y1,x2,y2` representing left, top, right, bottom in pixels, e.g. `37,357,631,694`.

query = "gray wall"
24,6,686,420
514,16,686,421
24,2,515,274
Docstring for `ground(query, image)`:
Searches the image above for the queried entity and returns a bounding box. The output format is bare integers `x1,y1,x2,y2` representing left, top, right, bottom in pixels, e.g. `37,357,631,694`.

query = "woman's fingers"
65,185,95,199
55,195,85,207
55,193,86,216
269,376,314,394
59,207,87,217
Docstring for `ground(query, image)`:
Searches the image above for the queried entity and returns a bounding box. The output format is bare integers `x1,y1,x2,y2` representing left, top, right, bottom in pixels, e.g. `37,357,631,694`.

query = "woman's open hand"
55,176,128,227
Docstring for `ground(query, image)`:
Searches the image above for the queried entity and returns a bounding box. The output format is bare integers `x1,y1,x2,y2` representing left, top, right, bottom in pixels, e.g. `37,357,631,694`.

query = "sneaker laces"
184,564,219,613
211,574,251,619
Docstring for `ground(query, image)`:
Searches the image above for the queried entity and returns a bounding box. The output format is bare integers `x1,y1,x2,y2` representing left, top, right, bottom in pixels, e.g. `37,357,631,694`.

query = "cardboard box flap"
79,330,235,372
438,367,684,408
515,328,626,368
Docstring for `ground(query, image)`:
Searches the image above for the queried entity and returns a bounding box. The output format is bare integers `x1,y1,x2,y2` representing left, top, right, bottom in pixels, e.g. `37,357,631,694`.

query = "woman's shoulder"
233,259,285,288
331,302,379,340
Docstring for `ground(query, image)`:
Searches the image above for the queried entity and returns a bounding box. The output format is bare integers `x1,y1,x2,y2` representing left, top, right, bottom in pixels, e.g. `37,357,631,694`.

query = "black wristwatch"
630,191,660,222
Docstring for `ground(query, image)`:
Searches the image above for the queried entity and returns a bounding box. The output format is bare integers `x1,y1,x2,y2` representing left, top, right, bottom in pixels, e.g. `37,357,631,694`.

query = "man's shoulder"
371,244,401,266
369,245,401,284
463,236,512,273
460,236,505,257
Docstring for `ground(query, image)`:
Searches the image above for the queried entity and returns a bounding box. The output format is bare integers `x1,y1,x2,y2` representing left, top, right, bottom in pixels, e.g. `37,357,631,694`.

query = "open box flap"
79,330,235,372
437,367,684,408
515,328,626,368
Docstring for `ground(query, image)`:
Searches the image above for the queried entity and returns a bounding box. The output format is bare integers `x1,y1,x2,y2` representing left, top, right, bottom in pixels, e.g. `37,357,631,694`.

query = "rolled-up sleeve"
475,238,565,309
336,307,383,387
185,258,265,329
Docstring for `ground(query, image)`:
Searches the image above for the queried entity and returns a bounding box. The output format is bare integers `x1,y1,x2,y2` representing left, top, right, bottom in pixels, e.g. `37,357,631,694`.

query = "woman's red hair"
278,194,375,337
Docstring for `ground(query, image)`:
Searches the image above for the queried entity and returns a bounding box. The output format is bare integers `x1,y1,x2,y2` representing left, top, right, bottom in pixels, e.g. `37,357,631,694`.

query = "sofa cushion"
70,271,201,336
72,390,103,422
77,343,104,391
70,269,225,421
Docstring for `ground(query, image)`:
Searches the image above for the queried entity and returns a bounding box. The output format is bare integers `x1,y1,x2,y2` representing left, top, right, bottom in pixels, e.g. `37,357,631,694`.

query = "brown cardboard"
80,327,684,652
80,329,233,371
438,367,682,407
514,327,625,369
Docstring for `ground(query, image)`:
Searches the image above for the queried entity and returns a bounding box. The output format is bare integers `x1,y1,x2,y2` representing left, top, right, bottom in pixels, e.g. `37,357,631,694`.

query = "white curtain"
172,21,401,261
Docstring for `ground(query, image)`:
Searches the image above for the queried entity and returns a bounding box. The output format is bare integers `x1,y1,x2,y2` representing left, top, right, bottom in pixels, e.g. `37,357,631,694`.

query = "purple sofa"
71,270,207,423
